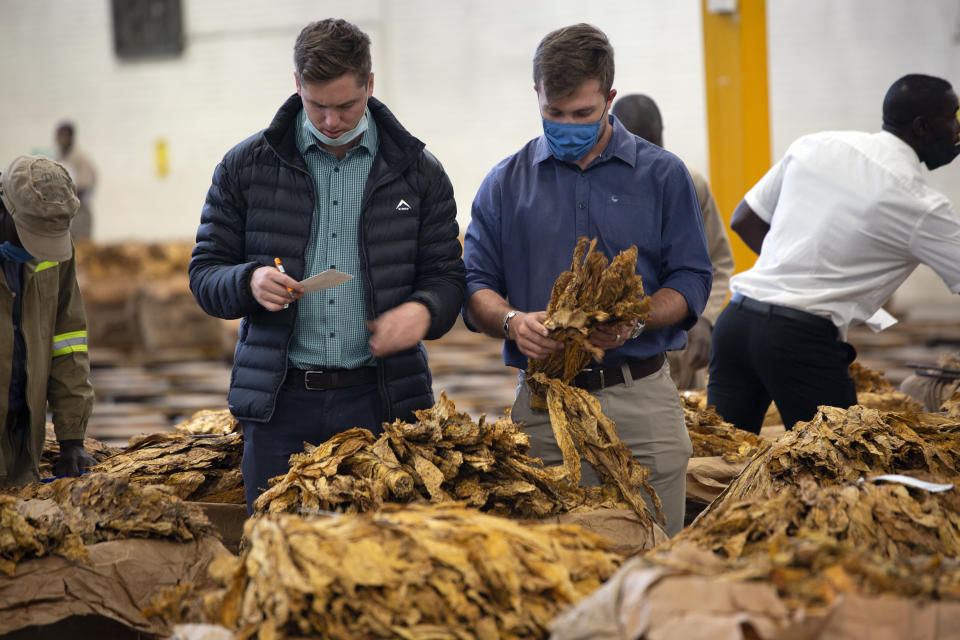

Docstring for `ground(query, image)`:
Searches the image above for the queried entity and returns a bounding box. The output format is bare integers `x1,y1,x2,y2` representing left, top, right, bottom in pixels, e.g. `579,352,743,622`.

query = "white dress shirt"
731,130,960,340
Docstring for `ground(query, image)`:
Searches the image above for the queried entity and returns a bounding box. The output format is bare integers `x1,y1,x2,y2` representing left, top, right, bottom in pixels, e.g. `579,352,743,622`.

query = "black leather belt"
572,353,665,392
730,293,836,334
284,367,377,391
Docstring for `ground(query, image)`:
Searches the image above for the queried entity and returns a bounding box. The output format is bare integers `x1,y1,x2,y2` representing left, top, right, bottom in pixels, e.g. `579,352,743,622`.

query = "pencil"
274,257,295,297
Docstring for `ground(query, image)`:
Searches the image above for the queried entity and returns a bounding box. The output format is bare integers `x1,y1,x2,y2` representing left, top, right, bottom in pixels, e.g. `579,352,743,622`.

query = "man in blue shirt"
463,23,712,535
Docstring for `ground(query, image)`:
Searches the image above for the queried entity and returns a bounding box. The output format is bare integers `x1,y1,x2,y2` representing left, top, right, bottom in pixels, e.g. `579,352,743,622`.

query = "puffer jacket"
0,254,93,486
189,95,465,423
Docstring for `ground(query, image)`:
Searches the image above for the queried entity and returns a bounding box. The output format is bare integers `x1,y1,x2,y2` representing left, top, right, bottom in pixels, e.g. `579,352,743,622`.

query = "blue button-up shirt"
288,107,379,370
464,115,713,370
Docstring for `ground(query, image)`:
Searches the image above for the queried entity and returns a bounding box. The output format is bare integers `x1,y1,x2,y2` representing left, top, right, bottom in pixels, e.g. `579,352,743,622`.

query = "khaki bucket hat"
0,155,79,262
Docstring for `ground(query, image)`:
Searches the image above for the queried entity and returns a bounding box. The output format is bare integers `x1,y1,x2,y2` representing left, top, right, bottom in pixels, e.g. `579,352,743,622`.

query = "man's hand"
367,301,431,358
589,321,637,351
508,311,564,360
54,440,97,477
250,266,305,311
685,317,712,369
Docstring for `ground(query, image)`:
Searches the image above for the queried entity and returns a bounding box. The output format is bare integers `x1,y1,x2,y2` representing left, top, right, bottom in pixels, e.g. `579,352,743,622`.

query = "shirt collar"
878,129,922,168
296,106,378,157
533,114,637,167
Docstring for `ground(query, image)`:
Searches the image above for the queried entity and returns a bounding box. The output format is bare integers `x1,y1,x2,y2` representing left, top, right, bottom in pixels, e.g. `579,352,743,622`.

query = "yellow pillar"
701,0,771,273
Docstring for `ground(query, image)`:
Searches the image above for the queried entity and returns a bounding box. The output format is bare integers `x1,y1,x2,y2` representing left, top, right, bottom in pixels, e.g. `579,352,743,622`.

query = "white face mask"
304,110,369,147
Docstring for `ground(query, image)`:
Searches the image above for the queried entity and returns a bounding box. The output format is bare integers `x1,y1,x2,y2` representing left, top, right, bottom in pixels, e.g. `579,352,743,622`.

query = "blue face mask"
304,110,370,148
0,242,33,263
542,116,603,162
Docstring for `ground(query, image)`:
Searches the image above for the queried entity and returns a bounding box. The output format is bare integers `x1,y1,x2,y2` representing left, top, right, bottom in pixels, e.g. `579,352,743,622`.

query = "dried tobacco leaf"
174,409,238,435
680,392,763,462
848,361,895,393
254,393,632,522
159,504,623,639
704,405,960,512
2,473,213,576
89,432,244,503
520,237,661,527
662,476,960,562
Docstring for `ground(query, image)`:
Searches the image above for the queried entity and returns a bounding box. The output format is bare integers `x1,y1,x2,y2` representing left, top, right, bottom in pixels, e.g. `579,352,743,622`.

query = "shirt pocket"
599,195,661,255
32,264,60,301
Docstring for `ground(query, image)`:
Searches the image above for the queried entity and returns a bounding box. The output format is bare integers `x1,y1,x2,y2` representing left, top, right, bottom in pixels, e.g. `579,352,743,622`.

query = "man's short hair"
533,23,614,100
611,94,663,145
883,74,954,127
294,19,371,86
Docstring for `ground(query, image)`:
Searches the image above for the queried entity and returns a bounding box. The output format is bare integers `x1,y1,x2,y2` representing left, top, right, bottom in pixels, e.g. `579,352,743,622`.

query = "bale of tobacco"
662,475,960,562
174,409,238,436
155,503,623,640
680,393,763,462
704,404,960,511
89,432,244,503
523,237,662,527
2,473,214,576
254,392,629,520
38,424,119,478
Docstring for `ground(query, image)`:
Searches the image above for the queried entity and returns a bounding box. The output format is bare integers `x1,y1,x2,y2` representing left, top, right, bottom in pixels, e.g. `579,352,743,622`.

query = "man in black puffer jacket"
189,18,465,511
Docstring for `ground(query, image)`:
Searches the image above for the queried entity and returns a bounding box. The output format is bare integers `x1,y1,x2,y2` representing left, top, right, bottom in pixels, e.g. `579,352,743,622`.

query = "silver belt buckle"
304,370,326,390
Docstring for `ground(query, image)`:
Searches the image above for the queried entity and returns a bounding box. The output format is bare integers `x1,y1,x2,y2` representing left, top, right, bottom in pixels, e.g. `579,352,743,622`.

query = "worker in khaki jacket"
0,155,95,487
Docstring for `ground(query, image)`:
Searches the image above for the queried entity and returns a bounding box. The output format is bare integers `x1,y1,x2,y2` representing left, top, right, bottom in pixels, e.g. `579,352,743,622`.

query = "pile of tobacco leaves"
89,432,244,503
709,404,960,506
152,504,623,640
254,393,630,520
173,409,238,435
2,473,213,576
680,393,764,462
523,237,662,526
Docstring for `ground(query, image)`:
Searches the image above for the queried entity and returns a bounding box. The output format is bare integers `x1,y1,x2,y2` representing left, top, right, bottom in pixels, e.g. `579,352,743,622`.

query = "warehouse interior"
3,0,960,638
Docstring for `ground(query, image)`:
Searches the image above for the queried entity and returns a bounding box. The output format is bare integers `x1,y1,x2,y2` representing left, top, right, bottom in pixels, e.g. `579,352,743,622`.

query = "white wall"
0,0,706,243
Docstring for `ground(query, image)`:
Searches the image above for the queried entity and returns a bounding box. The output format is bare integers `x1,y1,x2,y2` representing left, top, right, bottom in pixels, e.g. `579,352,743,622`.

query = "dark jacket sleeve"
189,157,263,320
407,149,466,340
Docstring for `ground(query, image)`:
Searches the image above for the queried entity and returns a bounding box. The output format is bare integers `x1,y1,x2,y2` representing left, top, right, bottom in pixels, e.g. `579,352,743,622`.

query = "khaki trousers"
512,360,691,536
667,348,706,390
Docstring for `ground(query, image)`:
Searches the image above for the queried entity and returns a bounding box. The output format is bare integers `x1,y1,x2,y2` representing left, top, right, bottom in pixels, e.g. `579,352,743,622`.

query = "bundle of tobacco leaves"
521,237,661,527
646,535,960,615
16,472,214,542
158,504,623,639
38,424,119,478
848,361,923,413
527,237,651,390
662,475,960,561
706,405,960,508
680,393,764,462
0,494,85,576
255,393,629,520
76,241,194,279
2,473,213,576
174,409,238,435
90,432,244,503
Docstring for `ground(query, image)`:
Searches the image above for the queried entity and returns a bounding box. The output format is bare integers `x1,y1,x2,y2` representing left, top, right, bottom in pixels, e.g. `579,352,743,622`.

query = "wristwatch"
502,310,518,339
629,317,646,340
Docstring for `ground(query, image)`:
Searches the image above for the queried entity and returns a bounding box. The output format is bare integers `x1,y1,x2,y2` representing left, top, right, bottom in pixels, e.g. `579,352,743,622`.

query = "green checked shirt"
288,107,379,370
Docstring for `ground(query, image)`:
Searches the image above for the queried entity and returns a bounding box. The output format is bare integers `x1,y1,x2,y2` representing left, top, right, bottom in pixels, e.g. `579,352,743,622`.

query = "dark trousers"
240,381,385,514
707,296,857,434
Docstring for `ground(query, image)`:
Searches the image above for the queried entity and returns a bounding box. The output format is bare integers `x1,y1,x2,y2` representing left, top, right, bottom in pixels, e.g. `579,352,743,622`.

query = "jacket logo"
396,199,411,211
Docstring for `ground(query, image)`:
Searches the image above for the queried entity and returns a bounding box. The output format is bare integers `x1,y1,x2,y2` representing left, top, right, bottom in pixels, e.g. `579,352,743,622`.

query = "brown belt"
572,353,666,392
284,367,377,391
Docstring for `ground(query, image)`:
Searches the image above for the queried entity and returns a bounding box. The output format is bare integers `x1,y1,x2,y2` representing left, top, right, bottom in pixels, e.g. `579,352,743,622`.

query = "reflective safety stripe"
52,330,88,357
35,261,59,272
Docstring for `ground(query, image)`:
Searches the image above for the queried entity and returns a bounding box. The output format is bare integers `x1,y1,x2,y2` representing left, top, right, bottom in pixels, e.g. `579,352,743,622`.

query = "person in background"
462,24,712,536
54,121,97,241
189,19,465,512
612,94,734,389
708,73,960,434
0,155,95,486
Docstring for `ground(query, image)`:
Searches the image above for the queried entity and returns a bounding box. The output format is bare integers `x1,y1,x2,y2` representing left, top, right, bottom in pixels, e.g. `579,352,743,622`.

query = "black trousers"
239,380,385,514
707,296,857,434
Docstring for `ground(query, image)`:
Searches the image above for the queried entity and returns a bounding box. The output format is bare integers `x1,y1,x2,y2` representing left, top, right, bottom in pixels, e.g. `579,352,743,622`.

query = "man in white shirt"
708,73,960,433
